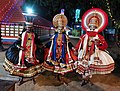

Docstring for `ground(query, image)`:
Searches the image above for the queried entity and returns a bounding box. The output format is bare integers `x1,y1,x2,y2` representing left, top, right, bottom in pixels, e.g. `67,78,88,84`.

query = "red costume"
76,8,114,78
4,27,43,77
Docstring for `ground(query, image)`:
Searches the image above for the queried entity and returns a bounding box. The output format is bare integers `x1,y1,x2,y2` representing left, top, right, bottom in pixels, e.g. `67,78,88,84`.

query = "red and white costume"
18,30,39,67
76,8,114,78
4,29,43,77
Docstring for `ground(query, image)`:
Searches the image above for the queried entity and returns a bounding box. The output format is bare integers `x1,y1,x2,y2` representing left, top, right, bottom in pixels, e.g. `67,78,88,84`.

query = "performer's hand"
72,47,78,55
74,51,78,55
47,56,51,61
20,46,25,50
94,39,99,45
72,47,76,51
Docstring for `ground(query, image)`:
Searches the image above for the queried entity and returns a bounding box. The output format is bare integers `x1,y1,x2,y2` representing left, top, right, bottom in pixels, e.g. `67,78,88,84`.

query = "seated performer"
43,14,77,74
76,8,114,80
3,24,44,77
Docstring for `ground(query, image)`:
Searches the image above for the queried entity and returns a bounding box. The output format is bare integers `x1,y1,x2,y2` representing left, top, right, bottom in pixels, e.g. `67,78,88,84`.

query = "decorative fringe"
76,63,114,75
3,57,44,77
43,61,77,74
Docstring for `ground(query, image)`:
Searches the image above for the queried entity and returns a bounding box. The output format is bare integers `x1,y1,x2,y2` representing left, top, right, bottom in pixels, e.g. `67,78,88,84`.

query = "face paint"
57,17,63,27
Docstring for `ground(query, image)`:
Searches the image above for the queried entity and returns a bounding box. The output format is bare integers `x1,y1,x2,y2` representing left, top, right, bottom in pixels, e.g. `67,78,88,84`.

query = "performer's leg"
81,77,93,86
81,79,88,86
88,78,94,86
60,75,68,86
54,73,61,82
32,76,36,84
18,76,36,86
18,77,24,86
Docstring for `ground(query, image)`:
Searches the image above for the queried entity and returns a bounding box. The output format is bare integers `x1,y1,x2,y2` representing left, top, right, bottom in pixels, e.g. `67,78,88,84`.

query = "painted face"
57,17,63,33
57,17,63,27
89,25,97,30
88,17,99,30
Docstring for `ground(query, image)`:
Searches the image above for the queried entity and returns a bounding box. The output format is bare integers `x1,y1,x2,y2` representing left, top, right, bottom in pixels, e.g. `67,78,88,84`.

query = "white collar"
87,29,98,32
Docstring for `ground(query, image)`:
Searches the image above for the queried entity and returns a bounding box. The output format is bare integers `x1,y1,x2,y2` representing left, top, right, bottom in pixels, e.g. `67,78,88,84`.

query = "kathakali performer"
75,8,114,79
3,25,44,77
43,14,77,74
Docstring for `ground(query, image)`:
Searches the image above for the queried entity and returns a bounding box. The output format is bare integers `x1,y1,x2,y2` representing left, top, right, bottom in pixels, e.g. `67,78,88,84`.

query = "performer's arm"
97,34,108,50
75,34,84,50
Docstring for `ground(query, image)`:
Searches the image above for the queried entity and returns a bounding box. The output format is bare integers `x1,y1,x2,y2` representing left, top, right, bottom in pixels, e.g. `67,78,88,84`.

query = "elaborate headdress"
81,8,108,33
52,14,68,27
88,13,99,28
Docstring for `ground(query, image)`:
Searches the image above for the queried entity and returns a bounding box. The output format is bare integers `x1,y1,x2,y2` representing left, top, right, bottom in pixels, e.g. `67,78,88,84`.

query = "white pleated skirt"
90,49,114,74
